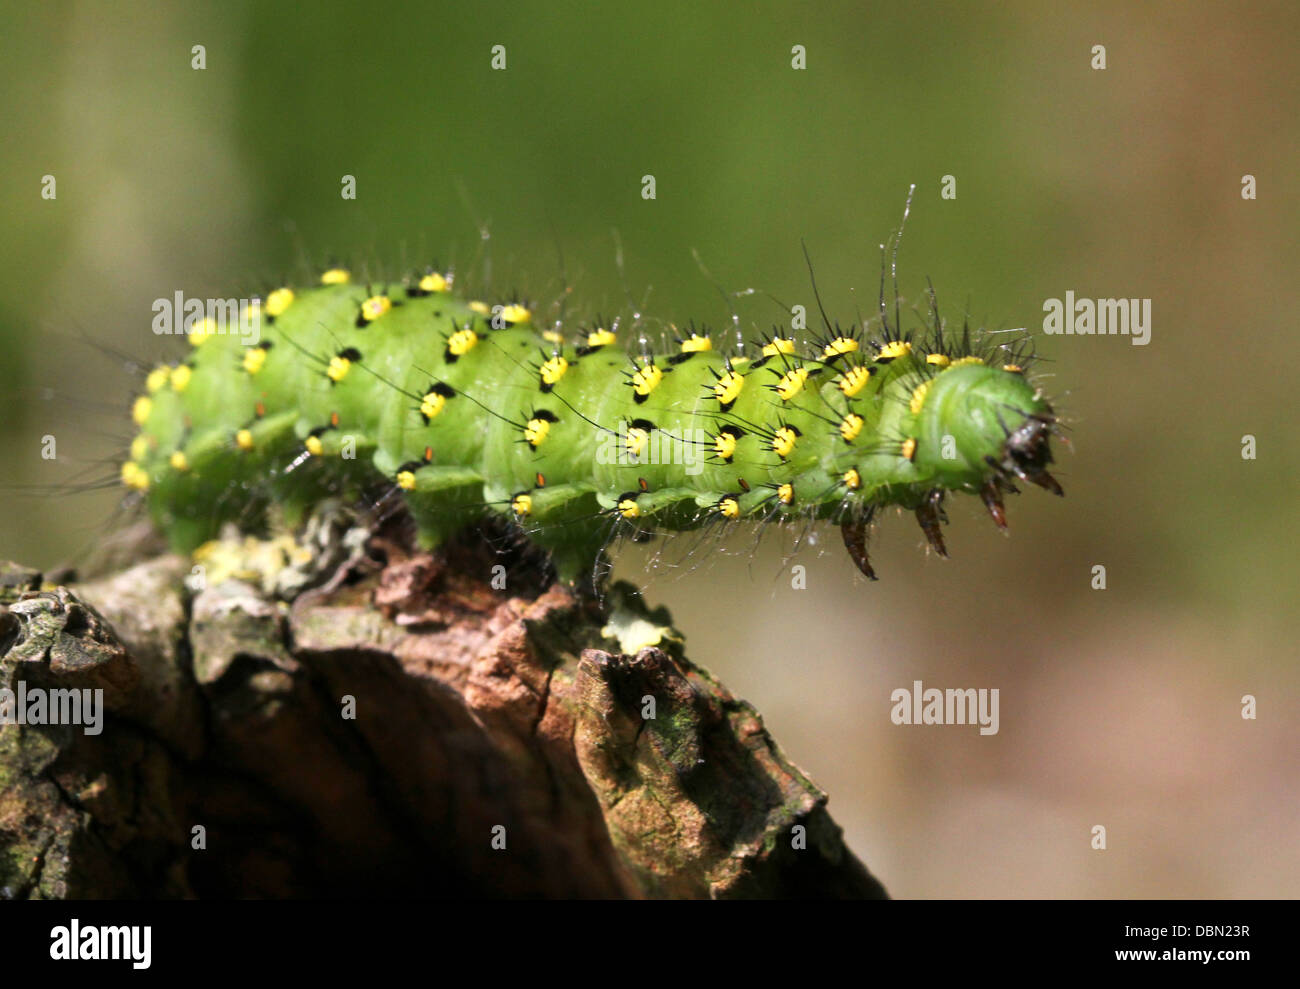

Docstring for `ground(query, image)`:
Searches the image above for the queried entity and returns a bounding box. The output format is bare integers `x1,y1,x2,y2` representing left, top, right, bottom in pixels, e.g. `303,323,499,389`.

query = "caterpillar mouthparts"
994,412,1065,496
120,261,1063,586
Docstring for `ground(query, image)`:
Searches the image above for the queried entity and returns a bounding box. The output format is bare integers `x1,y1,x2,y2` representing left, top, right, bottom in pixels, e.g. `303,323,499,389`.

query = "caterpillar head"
913,361,1062,497
993,408,1062,496
837,360,1064,578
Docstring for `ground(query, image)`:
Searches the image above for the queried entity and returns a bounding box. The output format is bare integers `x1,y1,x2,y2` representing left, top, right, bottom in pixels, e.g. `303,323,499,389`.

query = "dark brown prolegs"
840,513,878,580
914,490,949,557
980,477,1008,530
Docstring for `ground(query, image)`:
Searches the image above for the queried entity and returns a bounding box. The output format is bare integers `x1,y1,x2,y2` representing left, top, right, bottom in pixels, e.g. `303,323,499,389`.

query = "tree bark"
0,525,886,899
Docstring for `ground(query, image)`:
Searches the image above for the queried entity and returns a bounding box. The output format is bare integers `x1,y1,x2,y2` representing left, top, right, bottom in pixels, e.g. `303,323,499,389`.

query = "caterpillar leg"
512,483,605,585
397,465,487,550
541,486,704,588
840,510,878,580
151,411,303,553
275,427,379,530
914,490,949,558
979,478,1008,530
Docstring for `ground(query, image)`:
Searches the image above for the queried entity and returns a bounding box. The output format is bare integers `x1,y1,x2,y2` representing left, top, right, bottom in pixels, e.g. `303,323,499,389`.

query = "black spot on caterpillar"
121,230,1064,588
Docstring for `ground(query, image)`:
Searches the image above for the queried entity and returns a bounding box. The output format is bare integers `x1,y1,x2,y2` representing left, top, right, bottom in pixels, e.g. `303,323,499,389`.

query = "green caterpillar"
121,264,1063,586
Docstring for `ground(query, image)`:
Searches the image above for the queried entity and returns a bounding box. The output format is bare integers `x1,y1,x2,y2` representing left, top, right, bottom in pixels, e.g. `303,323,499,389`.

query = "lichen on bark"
0,526,885,899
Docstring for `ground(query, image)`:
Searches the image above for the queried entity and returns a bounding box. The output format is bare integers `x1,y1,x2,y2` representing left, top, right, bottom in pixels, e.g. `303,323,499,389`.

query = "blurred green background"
2,0,1296,896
